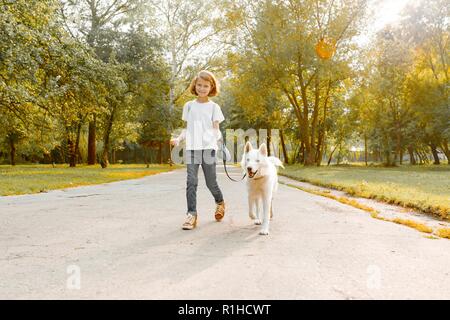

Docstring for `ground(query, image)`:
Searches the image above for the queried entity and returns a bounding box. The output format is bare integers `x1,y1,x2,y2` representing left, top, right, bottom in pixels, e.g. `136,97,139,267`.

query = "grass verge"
0,164,180,196
280,164,450,220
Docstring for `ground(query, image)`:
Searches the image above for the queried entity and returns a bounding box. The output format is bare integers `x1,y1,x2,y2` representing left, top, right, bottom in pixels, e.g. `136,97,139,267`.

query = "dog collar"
250,173,265,180
252,176,265,180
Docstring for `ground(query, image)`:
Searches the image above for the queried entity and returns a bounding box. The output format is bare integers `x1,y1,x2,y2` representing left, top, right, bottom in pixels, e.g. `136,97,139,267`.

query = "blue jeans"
186,149,224,216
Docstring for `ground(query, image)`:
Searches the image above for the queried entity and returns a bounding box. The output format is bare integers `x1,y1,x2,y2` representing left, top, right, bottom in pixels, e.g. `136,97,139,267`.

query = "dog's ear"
259,143,267,156
244,141,253,153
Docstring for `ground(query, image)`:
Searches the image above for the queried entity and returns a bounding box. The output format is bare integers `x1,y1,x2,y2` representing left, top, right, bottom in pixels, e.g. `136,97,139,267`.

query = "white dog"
240,141,284,235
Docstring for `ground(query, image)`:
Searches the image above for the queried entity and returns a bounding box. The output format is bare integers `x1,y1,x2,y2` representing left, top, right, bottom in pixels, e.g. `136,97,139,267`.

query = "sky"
371,0,413,31
356,0,417,46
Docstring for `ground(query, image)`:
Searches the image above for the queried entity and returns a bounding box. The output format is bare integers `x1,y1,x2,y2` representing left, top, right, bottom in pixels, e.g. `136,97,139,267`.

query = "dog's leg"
254,197,262,225
270,180,277,219
248,194,256,220
259,192,272,235
270,199,274,219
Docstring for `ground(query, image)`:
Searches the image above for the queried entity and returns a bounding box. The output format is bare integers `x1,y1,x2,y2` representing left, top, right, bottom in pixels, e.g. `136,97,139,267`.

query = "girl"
170,70,225,230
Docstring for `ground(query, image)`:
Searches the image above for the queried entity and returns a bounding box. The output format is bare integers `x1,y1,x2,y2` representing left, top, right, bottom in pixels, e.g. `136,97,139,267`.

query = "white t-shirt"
182,99,225,150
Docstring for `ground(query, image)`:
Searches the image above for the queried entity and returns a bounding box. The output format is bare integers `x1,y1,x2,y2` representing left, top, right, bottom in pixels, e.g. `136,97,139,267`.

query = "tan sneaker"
215,201,225,221
182,214,197,230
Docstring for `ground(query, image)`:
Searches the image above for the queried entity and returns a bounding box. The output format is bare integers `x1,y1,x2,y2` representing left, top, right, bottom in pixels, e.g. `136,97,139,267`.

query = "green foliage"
221,0,367,165
0,0,447,167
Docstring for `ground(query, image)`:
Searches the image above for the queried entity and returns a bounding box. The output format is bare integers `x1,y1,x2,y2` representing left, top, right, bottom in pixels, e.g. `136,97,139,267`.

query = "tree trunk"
158,141,162,164
395,125,401,165
440,141,450,165
315,126,324,165
101,107,116,169
364,134,368,166
407,146,416,165
279,129,289,164
316,140,326,166
144,146,149,168
68,137,76,168
417,150,426,164
300,142,305,164
59,145,66,164
75,122,82,165
313,79,331,167
308,77,320,166
267,127,271,156
327,144,338,166
166,141,171,164
336,143,342,165
415,151,421,164
298,67,313,166
9,139,16,166
168,140,173,166
77,149,83,164
399,148,403,165
87,116,96,165
430,143,440,165
383,135,395,166
384,150,393,167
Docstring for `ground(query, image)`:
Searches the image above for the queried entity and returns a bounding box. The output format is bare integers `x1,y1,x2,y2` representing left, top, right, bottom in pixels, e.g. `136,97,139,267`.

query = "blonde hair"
189,70,220,97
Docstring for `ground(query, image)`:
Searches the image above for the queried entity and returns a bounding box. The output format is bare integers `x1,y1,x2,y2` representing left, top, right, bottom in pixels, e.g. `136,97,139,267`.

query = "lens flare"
315,37,336,60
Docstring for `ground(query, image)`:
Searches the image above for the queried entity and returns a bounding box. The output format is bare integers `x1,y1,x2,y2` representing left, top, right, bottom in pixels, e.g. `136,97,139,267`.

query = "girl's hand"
170,138,179,146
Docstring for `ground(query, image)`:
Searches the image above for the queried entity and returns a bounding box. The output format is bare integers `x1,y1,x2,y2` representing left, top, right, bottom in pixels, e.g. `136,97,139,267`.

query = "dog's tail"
268,156,285,169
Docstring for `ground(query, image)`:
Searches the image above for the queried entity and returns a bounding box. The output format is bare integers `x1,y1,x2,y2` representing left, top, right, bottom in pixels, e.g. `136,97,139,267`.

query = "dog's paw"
249,212,256,219
259,229,269,235
254,219,262,225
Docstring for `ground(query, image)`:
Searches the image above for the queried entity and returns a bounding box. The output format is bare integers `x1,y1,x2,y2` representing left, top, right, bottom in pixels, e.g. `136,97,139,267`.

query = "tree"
402,0,449,164
222,0,368,165
60,0,144,164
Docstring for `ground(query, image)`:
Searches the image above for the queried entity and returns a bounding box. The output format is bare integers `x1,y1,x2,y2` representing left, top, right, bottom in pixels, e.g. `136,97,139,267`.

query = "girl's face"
195,77,212,97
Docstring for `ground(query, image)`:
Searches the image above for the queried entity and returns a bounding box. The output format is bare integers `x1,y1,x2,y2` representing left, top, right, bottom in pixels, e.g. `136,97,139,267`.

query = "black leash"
222,158,247,182
220,140,246,182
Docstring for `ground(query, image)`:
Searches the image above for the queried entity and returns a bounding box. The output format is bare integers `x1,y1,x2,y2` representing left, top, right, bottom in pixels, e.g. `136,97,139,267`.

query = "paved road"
1,166,449,299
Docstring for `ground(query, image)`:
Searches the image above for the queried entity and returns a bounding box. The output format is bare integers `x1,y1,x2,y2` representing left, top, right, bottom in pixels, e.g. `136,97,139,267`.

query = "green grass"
0,164,180,196
280,164,450,220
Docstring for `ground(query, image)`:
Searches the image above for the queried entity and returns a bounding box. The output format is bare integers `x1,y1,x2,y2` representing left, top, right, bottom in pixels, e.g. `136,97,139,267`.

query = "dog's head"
240,141,268,179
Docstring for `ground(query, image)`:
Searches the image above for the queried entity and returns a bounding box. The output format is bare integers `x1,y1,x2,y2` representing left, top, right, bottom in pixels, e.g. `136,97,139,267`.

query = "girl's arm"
170,129,186,146
213,121,223,141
